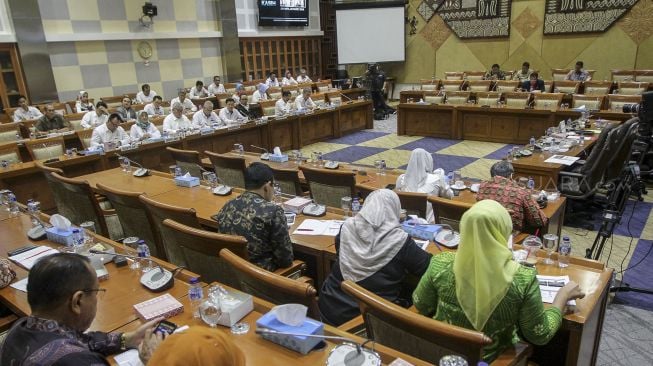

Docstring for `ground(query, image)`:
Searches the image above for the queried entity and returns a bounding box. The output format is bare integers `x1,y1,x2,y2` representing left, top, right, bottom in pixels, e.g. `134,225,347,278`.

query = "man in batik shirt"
213,162,294,271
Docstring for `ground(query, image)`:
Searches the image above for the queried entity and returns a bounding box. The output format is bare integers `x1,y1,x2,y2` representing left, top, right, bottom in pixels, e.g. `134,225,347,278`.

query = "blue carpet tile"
396,137,461,152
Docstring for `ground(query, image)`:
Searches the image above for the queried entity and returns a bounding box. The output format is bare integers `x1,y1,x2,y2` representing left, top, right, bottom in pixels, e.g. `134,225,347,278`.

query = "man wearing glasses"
90,113,131,149
0,253,162,365
35,104,72,134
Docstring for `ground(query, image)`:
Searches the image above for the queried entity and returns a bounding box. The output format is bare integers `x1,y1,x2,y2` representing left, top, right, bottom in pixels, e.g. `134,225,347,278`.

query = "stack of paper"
544,155,580,166
292,219,343,236
537,275,576,306
9,246,59,270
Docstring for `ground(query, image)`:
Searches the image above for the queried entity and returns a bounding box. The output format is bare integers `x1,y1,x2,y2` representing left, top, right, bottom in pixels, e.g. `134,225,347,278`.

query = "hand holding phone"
154,320,178,335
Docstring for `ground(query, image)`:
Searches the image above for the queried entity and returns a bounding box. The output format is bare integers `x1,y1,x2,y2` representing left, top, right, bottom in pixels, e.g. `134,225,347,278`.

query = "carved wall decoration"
618,0,653,45
437,0,512,39
417,0,437,23
420,14,452,50
544,0,639,34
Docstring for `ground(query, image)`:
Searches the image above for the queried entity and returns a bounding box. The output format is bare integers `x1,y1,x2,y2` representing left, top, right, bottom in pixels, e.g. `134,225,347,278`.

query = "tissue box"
269,154,288,162
133,293,184,321
256,311,324,354
174,175,200,187
216,290,254,327
46,227,76,247
401,221,443,241
283,197,312,214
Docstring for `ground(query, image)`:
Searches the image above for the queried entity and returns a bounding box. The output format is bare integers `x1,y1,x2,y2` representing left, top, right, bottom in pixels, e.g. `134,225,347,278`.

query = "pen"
296,229,313,232
432,240,443,252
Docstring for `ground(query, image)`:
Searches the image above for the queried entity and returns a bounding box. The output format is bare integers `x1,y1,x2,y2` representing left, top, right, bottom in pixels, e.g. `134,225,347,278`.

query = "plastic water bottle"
137,240,152,272
527,177,535,190
351,196,361,216
188,277,204,319
559,236,571,268
174,166,182,177
8,193,19,217
71,229,84,252
529,136,536,150
27,199,41,227
380,160,386,176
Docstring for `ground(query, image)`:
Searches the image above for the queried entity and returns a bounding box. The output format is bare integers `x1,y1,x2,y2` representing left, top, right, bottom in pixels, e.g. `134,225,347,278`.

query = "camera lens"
622,103,640,114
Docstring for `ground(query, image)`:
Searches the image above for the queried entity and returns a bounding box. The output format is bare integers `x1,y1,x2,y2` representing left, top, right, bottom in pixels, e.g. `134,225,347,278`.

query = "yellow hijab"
453,200,519,331
148,327,245,366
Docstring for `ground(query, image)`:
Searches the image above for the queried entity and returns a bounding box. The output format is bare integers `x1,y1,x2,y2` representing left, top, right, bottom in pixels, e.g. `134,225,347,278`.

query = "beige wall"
377,0,653,83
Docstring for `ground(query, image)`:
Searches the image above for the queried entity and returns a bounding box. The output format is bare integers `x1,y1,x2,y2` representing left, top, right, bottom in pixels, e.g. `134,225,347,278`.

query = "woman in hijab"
231,83,245,105
412,200,584,362
147,327,245,366
75,91,94,113
251,83,269,103
396,148,453,222
130,110,161,142
319,189,432,326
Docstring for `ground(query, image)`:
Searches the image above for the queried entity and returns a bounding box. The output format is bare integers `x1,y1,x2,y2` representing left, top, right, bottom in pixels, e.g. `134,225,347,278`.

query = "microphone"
250,145,270,160
90,249,162,271
339,93,353,103
89,249,177,292
115,153,149,177
43,143,60,164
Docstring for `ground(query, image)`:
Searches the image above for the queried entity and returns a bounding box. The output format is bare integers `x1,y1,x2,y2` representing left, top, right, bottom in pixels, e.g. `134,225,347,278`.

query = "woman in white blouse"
281,70,298,86
75,91,94,113
130,111,161,142
396,148,453,222
251,83,269,103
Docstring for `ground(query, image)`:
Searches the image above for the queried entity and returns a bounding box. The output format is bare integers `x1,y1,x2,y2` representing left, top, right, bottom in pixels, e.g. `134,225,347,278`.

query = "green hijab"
453,199,519,331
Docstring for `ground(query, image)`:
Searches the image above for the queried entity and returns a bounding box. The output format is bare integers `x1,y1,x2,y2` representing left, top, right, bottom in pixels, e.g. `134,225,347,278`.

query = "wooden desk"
0,214,200,333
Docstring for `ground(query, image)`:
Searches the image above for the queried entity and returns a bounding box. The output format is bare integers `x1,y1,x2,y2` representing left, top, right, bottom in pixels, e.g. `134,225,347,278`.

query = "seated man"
90,113,131,149
296,68,312,83
35,104,72,134
192,101,222,128
235,94,251,119
212,163,293,271
275,91,293,116
171,89,197,112
115,97,137,121
163,102,192,134
218,98,246,126
294,88,316,110
251,83,269,104
144,95,165,116
0,253,160,365
266,72,280,87
81,101,109,129
189,80,209,99
208,75,226,95
521,72,545,92
136,84,157,104
484,63,506,80
512,61,533,82
12,95,43,122
476,161,548,232
565,61,592,81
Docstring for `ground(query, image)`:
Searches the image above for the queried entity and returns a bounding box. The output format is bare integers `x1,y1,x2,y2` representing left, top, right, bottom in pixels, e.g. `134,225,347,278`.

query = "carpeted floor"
298,113,653,365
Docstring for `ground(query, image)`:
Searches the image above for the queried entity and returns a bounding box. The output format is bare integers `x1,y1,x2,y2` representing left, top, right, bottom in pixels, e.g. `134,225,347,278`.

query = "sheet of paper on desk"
114,349,143,366
537,275,576,306
544,155,580,166
10,277,28,292
414,239,429,251
293,219,343,236
9,246,59,270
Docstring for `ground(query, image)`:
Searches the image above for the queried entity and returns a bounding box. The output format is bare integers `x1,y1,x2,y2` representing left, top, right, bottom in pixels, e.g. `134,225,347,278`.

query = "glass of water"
341,196,352,219
273,182,282,204
542,234,558,265
233,144,244,156
202,171,213,190
199,298,222,328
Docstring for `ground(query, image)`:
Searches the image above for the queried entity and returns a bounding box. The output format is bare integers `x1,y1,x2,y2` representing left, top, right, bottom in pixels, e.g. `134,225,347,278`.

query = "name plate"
255,119,268,126
227,124,241,131
120,144,137,152
200,128,214,135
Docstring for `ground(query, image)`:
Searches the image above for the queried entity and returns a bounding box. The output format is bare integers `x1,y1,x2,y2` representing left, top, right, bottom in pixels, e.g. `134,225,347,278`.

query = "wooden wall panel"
239,37,322,81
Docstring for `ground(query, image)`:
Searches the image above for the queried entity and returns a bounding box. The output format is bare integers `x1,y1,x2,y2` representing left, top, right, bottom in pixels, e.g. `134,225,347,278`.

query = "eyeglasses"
82,288,107,299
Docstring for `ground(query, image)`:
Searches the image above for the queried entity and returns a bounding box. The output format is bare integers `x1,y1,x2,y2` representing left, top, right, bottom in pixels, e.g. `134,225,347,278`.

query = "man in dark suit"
521,72,545,92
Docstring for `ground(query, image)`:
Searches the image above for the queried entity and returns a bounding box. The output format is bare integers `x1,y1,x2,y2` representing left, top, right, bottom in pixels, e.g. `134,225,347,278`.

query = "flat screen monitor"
258,0,309,27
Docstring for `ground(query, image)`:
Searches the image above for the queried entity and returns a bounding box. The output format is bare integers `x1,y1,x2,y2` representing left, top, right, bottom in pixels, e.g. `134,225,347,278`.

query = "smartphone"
385,184,396,190
154,320,178,335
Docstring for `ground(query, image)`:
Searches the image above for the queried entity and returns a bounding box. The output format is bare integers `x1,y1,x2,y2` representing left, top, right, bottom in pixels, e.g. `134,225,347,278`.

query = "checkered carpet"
299,113,653,313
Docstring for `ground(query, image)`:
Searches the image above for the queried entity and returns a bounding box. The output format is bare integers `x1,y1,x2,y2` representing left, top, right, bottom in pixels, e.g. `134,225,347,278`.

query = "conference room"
0,0,652,365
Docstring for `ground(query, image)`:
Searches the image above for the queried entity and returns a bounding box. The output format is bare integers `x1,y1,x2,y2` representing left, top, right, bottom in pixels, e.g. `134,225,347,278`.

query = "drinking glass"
311,152,319,166
80,221,96,244
273,183,282,204
207,173,218,189
202,171,213,190
233,144,244,156
120,157,127,172
453,170,462,182
341,196,352,219
542,234,558,265
522,235,542,263
199,299,222,328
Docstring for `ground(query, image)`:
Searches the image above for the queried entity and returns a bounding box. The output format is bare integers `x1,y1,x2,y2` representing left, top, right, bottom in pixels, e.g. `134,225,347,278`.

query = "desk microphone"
42,143,61,164
250,145,270,160
339,93,353,103
89,249,177,292
115,153,149,177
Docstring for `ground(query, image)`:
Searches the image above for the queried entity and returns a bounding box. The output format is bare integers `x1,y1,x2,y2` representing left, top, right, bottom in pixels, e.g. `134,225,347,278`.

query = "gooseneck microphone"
115,153,149,177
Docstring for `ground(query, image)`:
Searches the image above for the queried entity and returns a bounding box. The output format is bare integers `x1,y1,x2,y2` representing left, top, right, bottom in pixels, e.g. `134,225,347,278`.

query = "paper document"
9,246,59,270
537,275,576,306
10,277,28,292
544,155,580,166
414,239,430,251
293,219,343,236
114,349,144,366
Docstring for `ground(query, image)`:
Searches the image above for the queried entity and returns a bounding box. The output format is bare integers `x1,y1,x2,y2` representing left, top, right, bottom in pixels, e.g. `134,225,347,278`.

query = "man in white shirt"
163,102,193,134
170,89,197,112
235,94,251,119
251,84,269,104
12,95,43,121
90,113,131,149
282,70,298,86
294,88,316,110
136,84,157,104
218,98,246,126
192,101,222,128
275,91,293,116
189,81,209,99
144,95,165,116
208,75,226,95
266,72,280,87
81,101,109,129
296,68,312,83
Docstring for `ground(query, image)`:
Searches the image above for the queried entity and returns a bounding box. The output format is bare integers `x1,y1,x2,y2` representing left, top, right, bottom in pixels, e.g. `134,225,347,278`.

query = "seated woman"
396,148,453,222
75,91,94,113
319,189,432,326
413,200,584,362
147,327,245,365
130,111,161,142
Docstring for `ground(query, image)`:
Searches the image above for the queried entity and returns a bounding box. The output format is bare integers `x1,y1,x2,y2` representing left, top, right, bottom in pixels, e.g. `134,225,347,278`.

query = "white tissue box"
46,227,76,247
269,154,288,162
256,311,324,354
174,175,200,187
216,290,254,327
283,197,312,214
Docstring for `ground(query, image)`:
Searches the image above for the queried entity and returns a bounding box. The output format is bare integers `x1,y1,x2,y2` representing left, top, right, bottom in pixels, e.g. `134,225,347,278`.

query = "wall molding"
45,31,224,43
237,29,324,37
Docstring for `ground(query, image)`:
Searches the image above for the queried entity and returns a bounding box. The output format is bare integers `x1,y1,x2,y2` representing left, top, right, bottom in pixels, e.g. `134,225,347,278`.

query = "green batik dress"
412,252,562,362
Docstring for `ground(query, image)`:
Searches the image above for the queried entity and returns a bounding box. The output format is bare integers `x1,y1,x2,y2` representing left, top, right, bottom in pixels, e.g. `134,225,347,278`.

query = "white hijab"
403,148,433,191
339,189,408,282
